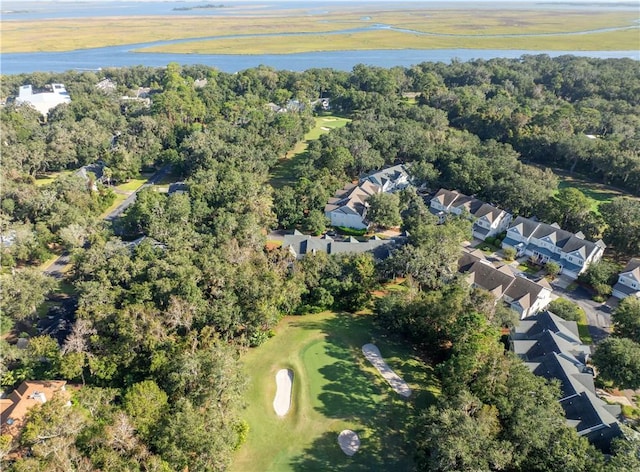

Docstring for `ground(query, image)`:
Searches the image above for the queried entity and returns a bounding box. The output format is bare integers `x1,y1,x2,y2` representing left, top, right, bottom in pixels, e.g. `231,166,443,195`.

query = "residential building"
612,258,640,300
511,311,622,453
458,250,552,318
0,380,70,440
96,78,117,93
282,230,403,260
324,164,411,229
360,164,410,193
430,189,512,241
75,162,106,191
15,84,71,116
325,181,380,229
502,216,606,279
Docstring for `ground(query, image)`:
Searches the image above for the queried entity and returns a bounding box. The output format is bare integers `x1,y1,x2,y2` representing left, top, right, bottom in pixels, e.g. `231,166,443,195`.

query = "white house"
360,164,410,193
16,84,71,116
612,258,640,300
324,181,380,229
324,164,411,230
459,250,552,318
430,189,512,241
502,217,605,280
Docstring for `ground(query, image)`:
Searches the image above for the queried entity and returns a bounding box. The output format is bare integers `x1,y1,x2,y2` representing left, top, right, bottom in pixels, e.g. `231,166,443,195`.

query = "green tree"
545,261,561,278
601,198,640,256
415,392,513,472
0,269,57,322
502,246,517,261
366,192,402,228
579,260,620,297
124,380,168,441
592,337,640,389
548,298,583,322
611,297,640,344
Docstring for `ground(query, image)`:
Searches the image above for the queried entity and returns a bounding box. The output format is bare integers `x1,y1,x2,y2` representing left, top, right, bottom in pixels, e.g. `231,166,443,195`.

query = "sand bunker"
320,126,331,130
273,369,294,416
362,344,412,398
338,430,360,456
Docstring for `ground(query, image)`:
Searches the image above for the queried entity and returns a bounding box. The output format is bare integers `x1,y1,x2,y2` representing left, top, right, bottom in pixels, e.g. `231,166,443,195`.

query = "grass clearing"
577,310,593,345
556,174,636,214
230,311,438,472
34,170,72,187
3,9,635,53
115,178,147,193
270,115,349,188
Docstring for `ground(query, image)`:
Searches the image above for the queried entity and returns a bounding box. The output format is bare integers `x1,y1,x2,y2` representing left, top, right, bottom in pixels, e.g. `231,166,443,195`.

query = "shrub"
485,237,496,246
503,247,517,261
548,298,583,322
546,261,561,277
334,226,367,237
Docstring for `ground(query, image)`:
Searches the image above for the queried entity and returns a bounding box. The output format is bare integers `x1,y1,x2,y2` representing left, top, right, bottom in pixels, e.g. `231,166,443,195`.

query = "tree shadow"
289,429,413,472
289,312,431,471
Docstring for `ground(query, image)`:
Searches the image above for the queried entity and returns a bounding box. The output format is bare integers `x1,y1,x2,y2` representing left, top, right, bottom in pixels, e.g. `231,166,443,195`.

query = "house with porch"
430,189,512,241
501,217,606,280
611,258,640,300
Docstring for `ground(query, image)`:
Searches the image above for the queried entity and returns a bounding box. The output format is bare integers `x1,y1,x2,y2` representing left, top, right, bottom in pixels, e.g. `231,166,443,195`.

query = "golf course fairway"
230,311,439,471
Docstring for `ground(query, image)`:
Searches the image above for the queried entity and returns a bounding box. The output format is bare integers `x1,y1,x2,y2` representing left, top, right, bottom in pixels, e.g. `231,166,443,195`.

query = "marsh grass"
3,10,635,53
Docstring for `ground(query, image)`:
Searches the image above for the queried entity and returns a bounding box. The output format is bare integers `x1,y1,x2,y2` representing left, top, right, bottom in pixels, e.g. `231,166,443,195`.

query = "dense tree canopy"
1,56,638,470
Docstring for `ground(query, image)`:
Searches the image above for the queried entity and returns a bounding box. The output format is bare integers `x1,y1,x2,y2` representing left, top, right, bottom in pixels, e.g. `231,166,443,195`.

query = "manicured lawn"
475,241,501,254
517,262,540,275
556,175,636,214
230,311,438,472
270,115,349,188
577,310,593,345
115,178,148,193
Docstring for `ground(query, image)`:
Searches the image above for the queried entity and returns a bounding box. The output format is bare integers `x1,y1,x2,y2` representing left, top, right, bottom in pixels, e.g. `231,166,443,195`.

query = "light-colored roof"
16,84,71,116
620,258,640,281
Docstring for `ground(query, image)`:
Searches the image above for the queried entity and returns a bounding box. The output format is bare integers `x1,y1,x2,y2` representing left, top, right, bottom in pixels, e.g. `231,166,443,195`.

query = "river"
2,48,638,76
1,1,638,75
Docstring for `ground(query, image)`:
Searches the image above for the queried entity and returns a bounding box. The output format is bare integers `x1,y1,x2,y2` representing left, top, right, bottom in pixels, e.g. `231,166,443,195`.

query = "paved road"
551,282,612,344
104,165,172,221
44,165,173,278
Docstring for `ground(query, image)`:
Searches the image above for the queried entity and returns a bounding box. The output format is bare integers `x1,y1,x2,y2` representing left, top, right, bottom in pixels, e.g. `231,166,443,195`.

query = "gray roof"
508,216,605,257
282,232,400,260
560,391,622,453
511,310,622,453
512,311,581,344
508,216,542,239
612,281,640,297
361,164,409,189
619,258,640,281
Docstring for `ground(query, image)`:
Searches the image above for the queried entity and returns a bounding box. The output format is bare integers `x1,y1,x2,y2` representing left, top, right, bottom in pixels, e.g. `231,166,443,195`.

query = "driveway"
44,165,174,278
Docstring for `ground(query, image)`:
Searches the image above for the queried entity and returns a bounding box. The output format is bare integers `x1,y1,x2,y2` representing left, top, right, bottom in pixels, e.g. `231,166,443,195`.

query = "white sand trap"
273,369,294,416
362,344,412,398
320,126,331,130
338,430,360,456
